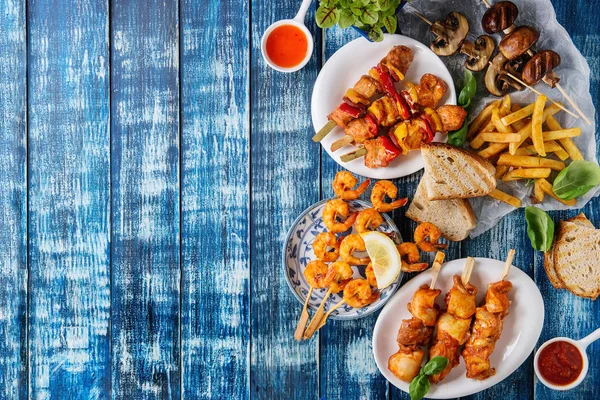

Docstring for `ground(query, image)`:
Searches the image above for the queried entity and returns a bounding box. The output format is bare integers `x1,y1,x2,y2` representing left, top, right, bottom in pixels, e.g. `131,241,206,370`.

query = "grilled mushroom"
429,12,470,56
499,26,539,60
522,50,561,88
485,53,523,96
460,35,496,71
481,1,519,34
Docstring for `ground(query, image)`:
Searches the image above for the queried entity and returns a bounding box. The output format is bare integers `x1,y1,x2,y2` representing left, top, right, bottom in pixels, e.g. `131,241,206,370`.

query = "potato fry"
547,141,569,161
509,103,560,154
501,103,535,126
532,180,545,204
502,168,552,182
468,100,502,138
514,141,564,156
478,143,508,158
495,165,510,179
489,188,521,208
497,154,566,170
537,178,577,206
479,132,521,143
543,128,581,141
546,115,583,160
500,94,512,115
531,95,547,156
492,108,514,133
510,105,529,131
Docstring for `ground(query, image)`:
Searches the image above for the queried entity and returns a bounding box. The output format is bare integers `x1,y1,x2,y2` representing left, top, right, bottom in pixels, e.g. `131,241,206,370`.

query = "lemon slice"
361,231,401,289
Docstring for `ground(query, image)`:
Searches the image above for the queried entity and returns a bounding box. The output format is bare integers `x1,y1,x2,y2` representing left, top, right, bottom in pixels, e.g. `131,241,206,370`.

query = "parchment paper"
398,0,598,237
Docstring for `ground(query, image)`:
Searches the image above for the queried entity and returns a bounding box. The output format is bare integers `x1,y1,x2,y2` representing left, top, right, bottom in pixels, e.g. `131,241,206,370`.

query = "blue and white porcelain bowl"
283,199,403,320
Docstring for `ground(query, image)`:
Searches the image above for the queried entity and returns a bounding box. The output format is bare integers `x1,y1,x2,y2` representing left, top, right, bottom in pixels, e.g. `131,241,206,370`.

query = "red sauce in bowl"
537,341,583,386
265,25,308,68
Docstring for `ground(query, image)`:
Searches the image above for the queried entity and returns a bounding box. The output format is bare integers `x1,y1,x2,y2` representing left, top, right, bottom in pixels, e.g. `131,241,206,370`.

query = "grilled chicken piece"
485,280,512,314
407,284,442,326
416,73,448,108
388,345,424,382
436,312,473,344
345,118,377,144
368,96,400,127
396,317,434,346
428,331,461,383
382,45,414,77
328,106,355,128
353,75,382,99
445,275,478,319
364,137,390,168
403,119,429,150
436,105,468,132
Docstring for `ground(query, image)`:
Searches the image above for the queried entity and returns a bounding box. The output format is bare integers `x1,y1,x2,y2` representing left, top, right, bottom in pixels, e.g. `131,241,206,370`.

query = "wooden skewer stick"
429,251,446,289
314,298,346,333
293,287,313,341
555,83,592,125
500,249,515,281
481,0,492,7
303,287,334,339
331,135,354,152
414,12,433,26
461,257,476,285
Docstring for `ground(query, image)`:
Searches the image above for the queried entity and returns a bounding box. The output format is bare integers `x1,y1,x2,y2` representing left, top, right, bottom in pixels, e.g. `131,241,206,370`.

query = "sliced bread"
544,213,594,289
406,178,476,241
553,220,600,300
421,143,496,200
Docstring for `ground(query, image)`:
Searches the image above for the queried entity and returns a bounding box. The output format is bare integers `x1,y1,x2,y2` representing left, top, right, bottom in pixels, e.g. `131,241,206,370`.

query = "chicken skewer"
388,252,445,382
312,45,414,142
427,257,477,383
479,0,589,124
462,249,515,379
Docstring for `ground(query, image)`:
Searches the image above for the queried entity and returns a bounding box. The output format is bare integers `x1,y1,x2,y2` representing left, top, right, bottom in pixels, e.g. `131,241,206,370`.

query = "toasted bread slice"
421,143,496,200
554,220,600,300
544,213,594,289
406,178,476,241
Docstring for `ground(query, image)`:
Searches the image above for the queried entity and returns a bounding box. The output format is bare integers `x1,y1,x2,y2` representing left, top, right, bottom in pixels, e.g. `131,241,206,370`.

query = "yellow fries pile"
467,94,583,208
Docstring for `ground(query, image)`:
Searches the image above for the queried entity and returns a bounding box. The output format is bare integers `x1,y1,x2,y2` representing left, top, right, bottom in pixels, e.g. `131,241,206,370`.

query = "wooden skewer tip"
501,249,515,280
461,257,476,285
481,0,492,8
414,12,433,26
429,251,445,289
555,83,592,125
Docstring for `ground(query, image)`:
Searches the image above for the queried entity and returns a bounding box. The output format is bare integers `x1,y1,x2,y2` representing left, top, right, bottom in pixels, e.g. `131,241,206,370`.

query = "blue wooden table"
0,0,598,398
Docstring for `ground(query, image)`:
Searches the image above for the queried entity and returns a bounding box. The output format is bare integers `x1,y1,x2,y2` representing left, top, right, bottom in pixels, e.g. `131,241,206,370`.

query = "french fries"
501,103,535,126
514,141,564,156
502,168,552,182
546,115,583,160
543,128,581,141
531,95,547,156
532,180,545,204
489,189,521,208
509,103,561,154
478,143,508,158
537,178,577,206
479,132,521,143
497,154,566,170
468,100,501,138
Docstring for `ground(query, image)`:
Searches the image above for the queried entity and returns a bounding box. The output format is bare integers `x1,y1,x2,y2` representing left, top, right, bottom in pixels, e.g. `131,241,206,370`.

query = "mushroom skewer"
480,0,590,124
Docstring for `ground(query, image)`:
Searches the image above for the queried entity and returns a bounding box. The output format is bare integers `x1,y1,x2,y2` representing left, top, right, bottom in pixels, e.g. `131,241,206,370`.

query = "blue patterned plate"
283,199,403,320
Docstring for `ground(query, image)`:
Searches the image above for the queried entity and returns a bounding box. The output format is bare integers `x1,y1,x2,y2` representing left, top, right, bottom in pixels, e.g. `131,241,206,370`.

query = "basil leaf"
458,70,476,109
422,356,449,376
448,121,468,146
383,14,397,33
361,8,379,25
338,9,356,28
525,206,555,252
409,374,430,400
368,26,384,42
553,160,600,200
316,5,340,28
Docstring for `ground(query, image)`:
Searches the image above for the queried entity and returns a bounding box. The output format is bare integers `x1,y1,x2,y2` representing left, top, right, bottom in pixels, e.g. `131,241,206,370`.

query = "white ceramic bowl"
260,19,314,73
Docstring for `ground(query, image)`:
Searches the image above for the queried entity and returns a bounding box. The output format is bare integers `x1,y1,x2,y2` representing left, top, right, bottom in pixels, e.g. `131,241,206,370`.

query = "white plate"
372,257,544,398
311,34,456,180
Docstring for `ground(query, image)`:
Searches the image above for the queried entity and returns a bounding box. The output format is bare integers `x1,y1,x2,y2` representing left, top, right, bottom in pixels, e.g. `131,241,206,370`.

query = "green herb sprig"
409,356,449,400
524,206,555,252
316,0,402,42
448,70,476,147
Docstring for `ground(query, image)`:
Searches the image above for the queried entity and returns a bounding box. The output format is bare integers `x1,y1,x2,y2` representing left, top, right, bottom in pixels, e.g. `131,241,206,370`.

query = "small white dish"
260,0,314,73
372,257,544,399
534,327,600,391
311,34,456,180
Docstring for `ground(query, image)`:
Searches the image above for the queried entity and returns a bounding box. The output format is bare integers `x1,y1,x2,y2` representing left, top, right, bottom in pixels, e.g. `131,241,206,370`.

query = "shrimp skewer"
388,252,445,382
295,260,330,340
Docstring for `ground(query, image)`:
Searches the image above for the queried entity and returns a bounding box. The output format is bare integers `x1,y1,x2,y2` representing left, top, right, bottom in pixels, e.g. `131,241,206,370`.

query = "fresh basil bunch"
552,160,600,200
525,206,554,252
409,356,449,400
448,70,476,147
316,0,402,42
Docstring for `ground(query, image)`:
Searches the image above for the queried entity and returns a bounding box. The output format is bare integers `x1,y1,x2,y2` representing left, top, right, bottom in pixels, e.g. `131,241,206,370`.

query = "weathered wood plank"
110,0,180,397
27,0,110,397
180,0,250,398
0,0,27,398
249,1,321,398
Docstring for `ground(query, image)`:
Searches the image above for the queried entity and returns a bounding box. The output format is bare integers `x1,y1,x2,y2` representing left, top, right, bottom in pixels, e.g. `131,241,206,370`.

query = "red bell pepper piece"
420,114,435,143
339,102,363,118
379,136,401,162
365,113,379,136
375,65,410,120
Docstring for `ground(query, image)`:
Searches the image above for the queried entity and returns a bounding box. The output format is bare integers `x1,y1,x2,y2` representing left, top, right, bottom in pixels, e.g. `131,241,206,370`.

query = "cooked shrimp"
370,180,408,212
322,199,358,233
340,234,370,265
354,208,384,234
312,232,340,262
344,278,379,308
332,171,370,200
324,261,354,292
304,260,329,288
414,222,448,252
365,263,378,288
401,260,429,273
397,242,428,272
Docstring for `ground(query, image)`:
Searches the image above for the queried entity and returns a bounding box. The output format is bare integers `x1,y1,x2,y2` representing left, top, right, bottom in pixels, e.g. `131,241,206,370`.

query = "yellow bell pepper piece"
424,107,443,132
392,123,410,155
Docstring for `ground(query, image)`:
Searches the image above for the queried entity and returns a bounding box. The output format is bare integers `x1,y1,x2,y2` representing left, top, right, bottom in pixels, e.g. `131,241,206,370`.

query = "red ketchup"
265,25,308,68
537,341,583,386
